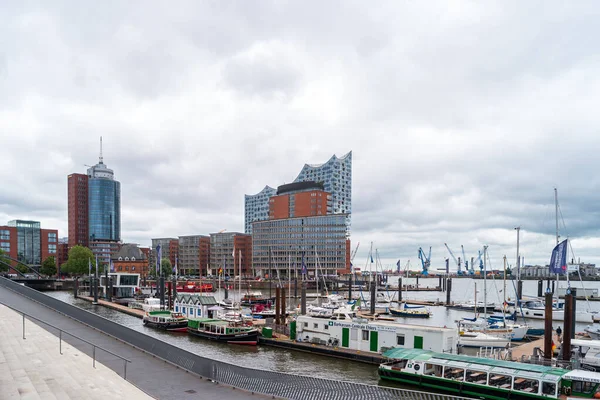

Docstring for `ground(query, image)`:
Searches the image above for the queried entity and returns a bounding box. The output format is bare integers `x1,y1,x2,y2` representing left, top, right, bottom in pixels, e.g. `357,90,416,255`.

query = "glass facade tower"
87,159,121,242
8,220,41,266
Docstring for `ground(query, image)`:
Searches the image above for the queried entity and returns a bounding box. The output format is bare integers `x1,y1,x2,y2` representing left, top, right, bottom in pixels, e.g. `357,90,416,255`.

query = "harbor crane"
444,243,462,275
417,247,431,275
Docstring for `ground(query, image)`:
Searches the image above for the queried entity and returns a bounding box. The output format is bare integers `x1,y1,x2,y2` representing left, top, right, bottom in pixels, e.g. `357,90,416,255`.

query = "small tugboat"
379,348,600,399
142,310,188,332
187,318,259,345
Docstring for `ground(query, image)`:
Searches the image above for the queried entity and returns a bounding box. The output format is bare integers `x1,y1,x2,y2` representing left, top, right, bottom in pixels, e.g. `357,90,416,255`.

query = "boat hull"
187,328,259,344
389,308,430,318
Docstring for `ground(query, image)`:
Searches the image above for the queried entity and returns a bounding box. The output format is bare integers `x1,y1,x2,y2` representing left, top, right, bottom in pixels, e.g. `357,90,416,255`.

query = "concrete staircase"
0,305,153,399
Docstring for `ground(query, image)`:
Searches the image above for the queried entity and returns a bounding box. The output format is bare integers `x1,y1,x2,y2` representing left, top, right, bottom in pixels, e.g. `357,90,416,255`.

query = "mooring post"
398,278,402,303
104,268,109,300
571,288,577,339
446,278,452,306
159,276,165,310
281,288,286,324
275,286,281,325
74,278,79,299
563,291,573,362
537,280,543,297
517,280,523,301
108,278,113,302
301,282,306,315
294,277,298,299
370,280,376,315
93,277,98,304
544,291,553,360
348,274,352,302
438,276,442,290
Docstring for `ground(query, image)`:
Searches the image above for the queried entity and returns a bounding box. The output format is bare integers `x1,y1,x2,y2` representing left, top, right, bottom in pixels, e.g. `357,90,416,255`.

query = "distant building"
244,186,276,234
178,235,210,276
150,238,178,273
269,181,332,219
57,238,69,268
112,244,149,280
0,220,58,272
251,214,350,278
68,138,121,263
89,240,121,268
209,232,252,277
521,263,597,278
244,151,352,234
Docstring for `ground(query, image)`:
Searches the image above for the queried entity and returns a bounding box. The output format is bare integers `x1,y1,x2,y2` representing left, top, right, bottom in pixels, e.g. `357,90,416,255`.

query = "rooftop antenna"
99,136,103,164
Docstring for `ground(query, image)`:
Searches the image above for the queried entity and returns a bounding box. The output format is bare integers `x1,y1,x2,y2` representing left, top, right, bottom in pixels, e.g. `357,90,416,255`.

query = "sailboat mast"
555,188,560,304
483,245,488,317
503,255,507,326
238,249,241,309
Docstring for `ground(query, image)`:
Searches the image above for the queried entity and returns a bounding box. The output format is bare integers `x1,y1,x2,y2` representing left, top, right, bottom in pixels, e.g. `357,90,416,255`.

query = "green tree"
160,258,172,278
0,249,9,273
41,256,57,276
61,245,96,276
14,263,29,274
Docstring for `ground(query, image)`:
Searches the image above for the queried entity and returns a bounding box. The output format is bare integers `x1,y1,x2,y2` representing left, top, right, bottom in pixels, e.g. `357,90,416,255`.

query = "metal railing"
3,302,131,379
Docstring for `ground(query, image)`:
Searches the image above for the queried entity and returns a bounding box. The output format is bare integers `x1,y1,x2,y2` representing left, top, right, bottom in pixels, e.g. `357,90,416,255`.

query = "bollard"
446,278,452,306
544,292,553,359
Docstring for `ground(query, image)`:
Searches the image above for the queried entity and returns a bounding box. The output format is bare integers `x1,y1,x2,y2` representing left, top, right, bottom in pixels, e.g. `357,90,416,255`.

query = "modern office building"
269,181,331,220
150,238,178,273
67,173,89,248
67,138,121,263
0,220,58,271
178,235,210,276
209,232,252,277
251,214,350,278
244,186,276,234
244,151,352,234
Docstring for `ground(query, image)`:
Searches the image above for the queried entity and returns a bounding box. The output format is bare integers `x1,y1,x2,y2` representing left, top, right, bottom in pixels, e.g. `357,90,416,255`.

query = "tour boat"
142,310,188,332
379,348,600,399
187,318,259,345
240,291,275,306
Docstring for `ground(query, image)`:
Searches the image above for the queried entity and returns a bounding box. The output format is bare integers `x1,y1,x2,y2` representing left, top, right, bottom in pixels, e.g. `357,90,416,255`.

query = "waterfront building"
178,235,210,276
251,214,350,278
174,294,218,319
67,173,89,248
89,240,121,269
112,243,149,280
296,314,457,354
57,238,68,268
244,186,276,234
209,232,252,277
67,138,121,263
521,263,597,278
244,152,352,234
269,182,331,219
150,238,178,273
0,221,58,271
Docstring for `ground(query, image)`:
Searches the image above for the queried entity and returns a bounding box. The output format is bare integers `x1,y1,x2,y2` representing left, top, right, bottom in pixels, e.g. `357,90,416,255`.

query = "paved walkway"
0,305,153,400
0,287,265,399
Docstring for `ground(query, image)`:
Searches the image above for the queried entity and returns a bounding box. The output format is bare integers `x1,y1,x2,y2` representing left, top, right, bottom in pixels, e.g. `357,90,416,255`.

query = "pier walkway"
0,286,264,400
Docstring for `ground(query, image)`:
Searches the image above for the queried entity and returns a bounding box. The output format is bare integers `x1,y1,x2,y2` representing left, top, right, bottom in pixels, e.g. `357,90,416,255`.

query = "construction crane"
444,243,462,275
417,247,431,275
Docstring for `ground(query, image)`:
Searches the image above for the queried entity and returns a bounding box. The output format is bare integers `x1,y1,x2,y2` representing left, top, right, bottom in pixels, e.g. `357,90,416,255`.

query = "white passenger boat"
458,331,510,348
141,297,162,312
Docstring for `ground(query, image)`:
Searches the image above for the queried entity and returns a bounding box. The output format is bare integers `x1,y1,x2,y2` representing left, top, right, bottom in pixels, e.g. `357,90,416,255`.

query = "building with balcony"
252,214,350,278
178,235,210,276
150,238,178,273
209,232,252,277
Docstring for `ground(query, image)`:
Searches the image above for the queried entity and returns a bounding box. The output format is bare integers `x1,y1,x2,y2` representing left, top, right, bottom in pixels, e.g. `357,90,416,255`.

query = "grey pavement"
0,286,268,400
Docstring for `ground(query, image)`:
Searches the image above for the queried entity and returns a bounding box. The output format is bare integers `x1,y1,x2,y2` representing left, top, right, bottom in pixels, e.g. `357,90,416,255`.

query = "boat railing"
2,302,131,380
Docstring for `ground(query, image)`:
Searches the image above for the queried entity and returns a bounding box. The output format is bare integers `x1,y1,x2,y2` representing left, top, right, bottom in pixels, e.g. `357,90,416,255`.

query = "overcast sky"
2,1,600,271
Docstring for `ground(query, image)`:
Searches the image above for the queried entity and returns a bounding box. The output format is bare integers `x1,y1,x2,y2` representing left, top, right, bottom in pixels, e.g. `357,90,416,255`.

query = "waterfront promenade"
0,286,264,399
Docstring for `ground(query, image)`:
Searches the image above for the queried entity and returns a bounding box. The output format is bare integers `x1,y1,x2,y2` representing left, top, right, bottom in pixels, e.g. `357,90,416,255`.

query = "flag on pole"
370,254,374,263
396,259,401,273
549,239,568,275
173,256,178,275
232,247,236,258
156,244,162,275
110,259,115,272
350,262,353,274
301,252,308,275
88,258,92,277
95,254,99,277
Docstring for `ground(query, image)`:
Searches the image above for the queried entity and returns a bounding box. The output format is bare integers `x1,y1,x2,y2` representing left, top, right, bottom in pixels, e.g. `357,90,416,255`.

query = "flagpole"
238,249,241,310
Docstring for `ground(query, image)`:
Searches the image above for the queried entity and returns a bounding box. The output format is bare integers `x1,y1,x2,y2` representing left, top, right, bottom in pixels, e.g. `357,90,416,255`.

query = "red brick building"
199,236,210,276
40,228,59,265
233,234,252,276
0,226,18,271
57,242,69,269
269,182,331,220
0,222,59,273
112,244,149,280
67,173,89,248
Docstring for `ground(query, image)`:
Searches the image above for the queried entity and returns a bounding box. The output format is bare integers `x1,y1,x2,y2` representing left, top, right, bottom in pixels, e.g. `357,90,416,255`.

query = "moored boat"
142,310,188,332
187,318,259,345
240,291,275,306
379,348,600,399
389,305,431,318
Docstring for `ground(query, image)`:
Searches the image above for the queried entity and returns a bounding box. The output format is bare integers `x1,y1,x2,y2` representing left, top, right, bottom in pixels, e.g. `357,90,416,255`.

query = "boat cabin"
295,315,457,353
174,294,218,319
100,273,140,298
571,339,600,371
187,318,254,335
145,311,186,324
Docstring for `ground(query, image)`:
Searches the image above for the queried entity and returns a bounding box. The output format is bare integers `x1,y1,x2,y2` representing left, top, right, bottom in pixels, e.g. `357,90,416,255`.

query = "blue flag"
301,252,308,275
396,259,401,273
549,239,568,275
370,254,374,263
156,244,162,274
110,259,114,272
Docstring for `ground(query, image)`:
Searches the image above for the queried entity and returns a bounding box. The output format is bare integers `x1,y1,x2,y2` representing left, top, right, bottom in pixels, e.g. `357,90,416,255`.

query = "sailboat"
515,189,598,323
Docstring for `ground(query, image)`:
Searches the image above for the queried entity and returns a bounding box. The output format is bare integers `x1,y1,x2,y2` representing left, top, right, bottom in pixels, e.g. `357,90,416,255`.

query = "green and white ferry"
379,348,600,399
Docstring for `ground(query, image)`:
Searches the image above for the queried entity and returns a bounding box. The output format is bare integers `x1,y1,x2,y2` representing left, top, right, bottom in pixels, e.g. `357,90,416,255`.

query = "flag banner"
232,247,236,258
156,244,162,275
370,254,374,263
174,256,178,275
396,259,401,273
301,252,308,275
350,262,353,274
95,254,99,277
549,239,568,275
110,259,114,272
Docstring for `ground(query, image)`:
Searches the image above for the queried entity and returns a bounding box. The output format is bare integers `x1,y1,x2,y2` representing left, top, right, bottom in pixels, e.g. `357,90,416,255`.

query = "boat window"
183,307,186,314
391,360,408,370
362,330,369,341
443,367,464,381
324,324,329,330
397,334,405,345
542,382,556,396
304,322,308,328
465,370,487,384
175,306,179,312
514,378,539,394
314,323,319,329
424,363,443,377
573,381,595,394
489,374,511,389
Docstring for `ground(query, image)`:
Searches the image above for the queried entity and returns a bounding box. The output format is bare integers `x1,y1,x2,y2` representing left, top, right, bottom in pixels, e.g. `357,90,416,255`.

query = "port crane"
350,242,360,272
417,247,431,275
444,243,462,275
